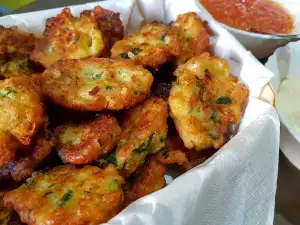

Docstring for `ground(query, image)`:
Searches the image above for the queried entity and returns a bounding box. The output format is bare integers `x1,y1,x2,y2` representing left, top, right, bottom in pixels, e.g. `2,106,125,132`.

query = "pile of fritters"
0,7,249,225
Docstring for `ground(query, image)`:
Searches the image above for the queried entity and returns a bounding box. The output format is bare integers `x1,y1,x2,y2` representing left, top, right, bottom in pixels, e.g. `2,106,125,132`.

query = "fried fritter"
156,135,216,170
92,6,124,57
111,23,180,70
41,58,153,111
55,114,121,164
30,8,104,68
124,156,166,207
109,98,168,178
4,164,124,225
0,26,37,59
169,53,248,151
171,12,210,64
0,132,18,168
0,126,54,182
0,78,45,145
0,59,35,79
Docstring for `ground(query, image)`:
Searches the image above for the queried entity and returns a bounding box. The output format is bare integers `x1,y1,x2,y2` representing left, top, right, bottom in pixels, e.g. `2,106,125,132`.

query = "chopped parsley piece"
43,192,53,197
93,73,102,80
74,36,80,44
0,89,11,97
131,48,142,55
117,139,126,148
106,153,117,166
216,96,232,105
185,37,191,43
160,34,166,41
133,134,153,154
210,113,219,124
57,190,73,207
120,52,130,59
209,133,218,141
48,183,55,188
105,86,113,90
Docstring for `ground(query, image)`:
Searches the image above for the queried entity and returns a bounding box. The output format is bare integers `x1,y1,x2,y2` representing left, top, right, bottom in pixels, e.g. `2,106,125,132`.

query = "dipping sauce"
200,0,294,34
276,76,300,136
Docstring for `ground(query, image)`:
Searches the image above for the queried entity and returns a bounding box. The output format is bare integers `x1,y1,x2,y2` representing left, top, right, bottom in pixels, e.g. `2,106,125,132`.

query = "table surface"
10,1,300,224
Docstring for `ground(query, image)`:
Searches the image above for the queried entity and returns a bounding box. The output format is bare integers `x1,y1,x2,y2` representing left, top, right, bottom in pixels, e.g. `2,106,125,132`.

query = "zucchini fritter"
55,114,121,164
0,78,45,145
169,53,248,151
0,132,17,168
4,164,124,225
124,156,166,207
30,8,104,68
92,6,124,57
0,59,34,79
0,26,37,59
41,58,153,111
111,98,168,178
111,23,180,70
171,12,210,64
0,126,54,182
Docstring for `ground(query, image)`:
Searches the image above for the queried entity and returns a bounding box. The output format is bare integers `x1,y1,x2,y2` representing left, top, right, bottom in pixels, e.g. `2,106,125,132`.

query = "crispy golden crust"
0,126,54,182
111,23,180,70
169,53,248,151
0,59,35,79
111,98,168,178
0,26,38,59
171,12,210,64
7,74,43,96
92,6,124,57
124,156,166,207
30,8,104,68
0,132,17,168
4,164,124,225
55,114,121,164
0,78,45,145
41,58,153,111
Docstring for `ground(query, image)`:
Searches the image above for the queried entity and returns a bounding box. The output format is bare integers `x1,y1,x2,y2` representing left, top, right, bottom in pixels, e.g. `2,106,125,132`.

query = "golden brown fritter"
0,59,35,79
41,58,153,111
111,23,181,70
0,78,45,145
7,74,43,96
124,156,166,207
0,126,54,182
171,12,210,64
30,8,104,68
55,114,121,164
92,6,124,57
4,164,124,225
0,26,38,59
156,135,216,170
109,98,168,178
169,53,248,151
0,132,18,168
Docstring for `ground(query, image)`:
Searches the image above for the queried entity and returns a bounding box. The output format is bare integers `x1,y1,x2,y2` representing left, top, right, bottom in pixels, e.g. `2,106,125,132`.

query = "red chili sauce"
200,0,294,34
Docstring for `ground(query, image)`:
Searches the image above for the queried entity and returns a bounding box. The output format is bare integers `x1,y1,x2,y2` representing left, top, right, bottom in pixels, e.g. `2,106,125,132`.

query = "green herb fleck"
93,73,102,80
160,34,166,41
216,96,232,105
74,36,80,44
111,179,120,190
48,183,55,188
57,190,73,207
106,153,117,166
131,48,142,55
43,192,53,197
27,181,36,188
210,113,219,124
163,151,169,159
117,139,126,148
0,89,11,97
120,52,129,59
106,86,113,90
133,134,153,154
160,136,167,143
209,133,218,141
185,37,191,43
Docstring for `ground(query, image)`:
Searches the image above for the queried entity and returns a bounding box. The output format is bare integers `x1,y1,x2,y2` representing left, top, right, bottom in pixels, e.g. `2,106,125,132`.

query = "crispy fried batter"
0,78,45,145
7,74,42,96
156,135,216,170
0,26,38,59
0,132,18,168
55,114,121,164
4,164,124,225
0,126,54,182
41,58,153,111
171,12,210,64
0,59,35,79
30,8,104,68
111,23,180,70
169,53,248,151
92,6,124,57
110,98,168,178
124,156,166,207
